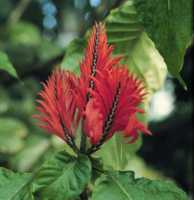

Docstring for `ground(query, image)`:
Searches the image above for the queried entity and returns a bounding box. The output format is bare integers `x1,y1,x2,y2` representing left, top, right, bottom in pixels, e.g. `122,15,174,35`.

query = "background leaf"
61,38,85,73
0,167,34,200
91,171,188,200
0,51,18,78
33,151,91,200
10,135,50,172
0,118,28,154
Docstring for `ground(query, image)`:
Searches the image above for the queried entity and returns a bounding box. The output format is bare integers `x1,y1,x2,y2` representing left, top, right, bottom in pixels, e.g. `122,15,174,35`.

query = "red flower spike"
34,69,78,144
34,23,151,153
77,23,122,112
84,67,150,145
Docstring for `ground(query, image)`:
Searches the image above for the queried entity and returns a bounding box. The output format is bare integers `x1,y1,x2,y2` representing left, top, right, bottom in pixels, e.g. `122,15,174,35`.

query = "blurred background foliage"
0,0,192,198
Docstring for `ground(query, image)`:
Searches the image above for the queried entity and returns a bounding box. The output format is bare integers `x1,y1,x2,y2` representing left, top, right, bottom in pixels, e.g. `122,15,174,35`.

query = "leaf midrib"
109,174,133,200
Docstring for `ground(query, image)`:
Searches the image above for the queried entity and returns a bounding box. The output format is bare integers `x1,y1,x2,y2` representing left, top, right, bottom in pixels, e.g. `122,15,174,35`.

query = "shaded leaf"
92,171,188,200
33,151,91,200
0,167,34,200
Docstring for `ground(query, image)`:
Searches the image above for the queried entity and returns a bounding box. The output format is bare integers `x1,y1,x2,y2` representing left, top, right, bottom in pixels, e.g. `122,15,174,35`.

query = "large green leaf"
0,118,28,154
0,167,34,200
0,51,18,78
134,0,192,87
33,151,91,200
105,0,167,93
91,171,188,200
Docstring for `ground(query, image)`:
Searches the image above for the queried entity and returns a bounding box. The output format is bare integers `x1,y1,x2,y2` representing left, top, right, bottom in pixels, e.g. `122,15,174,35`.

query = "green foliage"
33,151,91,200
0,51,18,78
134,0,192,88
91,171,188,200
105,0,167,93
10,135,50,172
0,167,34,200
0,118,28,154
6,22,41,46
96,134,142,170
61,38,86,73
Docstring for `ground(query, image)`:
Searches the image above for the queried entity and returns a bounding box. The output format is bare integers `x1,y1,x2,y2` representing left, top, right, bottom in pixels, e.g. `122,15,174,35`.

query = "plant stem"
80,119,86,153
80,188,88,200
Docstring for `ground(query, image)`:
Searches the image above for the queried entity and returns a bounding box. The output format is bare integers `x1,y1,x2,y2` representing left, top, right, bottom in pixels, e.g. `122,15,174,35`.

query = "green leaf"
7,21,41,46
91,171,188,200
33,151,91,200
105,0,167,93
10,135,50,172
95,135,142,170
0,167,34,200
37,39,63,63
61,38,86,73
0,51,18,78
134,0,192,87
0,118,28,154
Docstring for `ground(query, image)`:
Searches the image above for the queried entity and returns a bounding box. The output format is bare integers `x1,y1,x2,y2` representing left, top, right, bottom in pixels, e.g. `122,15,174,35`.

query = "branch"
7,0,32,25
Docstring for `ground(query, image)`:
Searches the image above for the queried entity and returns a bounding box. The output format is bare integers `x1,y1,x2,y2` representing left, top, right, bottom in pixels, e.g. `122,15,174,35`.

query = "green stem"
80,119,86,153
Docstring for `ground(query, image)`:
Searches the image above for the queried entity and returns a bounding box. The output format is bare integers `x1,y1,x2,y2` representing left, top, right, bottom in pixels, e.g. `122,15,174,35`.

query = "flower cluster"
34,23,151,154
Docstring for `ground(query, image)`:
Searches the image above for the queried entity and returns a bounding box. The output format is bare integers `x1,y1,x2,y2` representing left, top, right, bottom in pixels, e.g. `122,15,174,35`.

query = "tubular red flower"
84,67,151,145
34,70,78,144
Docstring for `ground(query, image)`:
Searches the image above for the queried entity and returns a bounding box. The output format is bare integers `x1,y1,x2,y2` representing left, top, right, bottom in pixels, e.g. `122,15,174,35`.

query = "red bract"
35,23,151,153
34,70,78,147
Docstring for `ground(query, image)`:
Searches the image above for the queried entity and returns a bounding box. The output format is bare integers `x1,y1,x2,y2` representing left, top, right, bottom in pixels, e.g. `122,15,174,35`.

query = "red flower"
34,23,151,153
34,70,78,147
84,67,151,147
